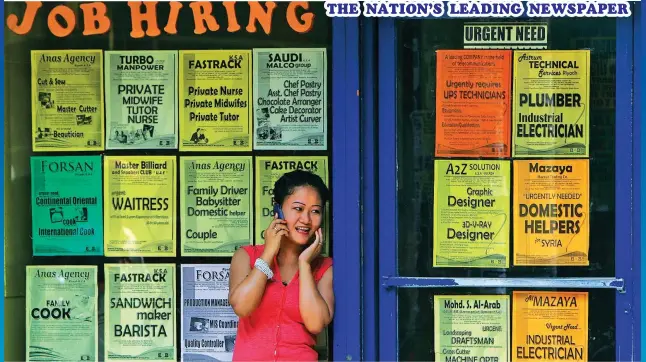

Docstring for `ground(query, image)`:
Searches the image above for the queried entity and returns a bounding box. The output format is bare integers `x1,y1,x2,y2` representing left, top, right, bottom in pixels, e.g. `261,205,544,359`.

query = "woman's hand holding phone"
299,228,324,266
262,213,288,261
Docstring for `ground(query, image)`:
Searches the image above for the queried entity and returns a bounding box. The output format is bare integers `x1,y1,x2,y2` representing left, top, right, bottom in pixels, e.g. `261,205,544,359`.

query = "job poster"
181,264,238,362
253,48,327,150
105,51,178,149
433,160,511,268
434,295,509,362
513,291,588,361
30,155,103,256
513,50,590,157
104,156,176,257
179,50,252,151
435,50,511,158
513,159,590,266
254,156,329,253
180,157,252,256
105,264,176,361
31,50,104,151
26,266,97,362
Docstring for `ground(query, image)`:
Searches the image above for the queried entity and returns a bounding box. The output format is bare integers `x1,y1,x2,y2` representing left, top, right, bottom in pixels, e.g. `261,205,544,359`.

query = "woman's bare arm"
228,248,275,317
298,264,334,334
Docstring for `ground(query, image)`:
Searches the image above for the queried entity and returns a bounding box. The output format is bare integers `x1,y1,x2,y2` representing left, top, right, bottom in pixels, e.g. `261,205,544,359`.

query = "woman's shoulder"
237,244,266,267
313,256,333,281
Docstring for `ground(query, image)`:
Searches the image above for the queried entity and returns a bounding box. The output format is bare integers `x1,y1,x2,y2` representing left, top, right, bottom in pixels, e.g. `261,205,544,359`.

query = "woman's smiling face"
281,185,323,245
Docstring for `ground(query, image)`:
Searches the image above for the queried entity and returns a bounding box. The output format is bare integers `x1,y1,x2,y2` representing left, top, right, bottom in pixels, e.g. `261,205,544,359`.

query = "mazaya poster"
26,266,98,362
105,50,178,150
253,48,327,150
31,49,104,151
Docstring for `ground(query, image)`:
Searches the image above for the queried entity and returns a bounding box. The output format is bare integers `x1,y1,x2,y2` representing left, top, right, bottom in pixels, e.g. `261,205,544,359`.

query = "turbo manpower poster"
434,295,509,362
433,160,511,268
181,264,238,362
105,51,178,150
179,50,252,151
435,50,511,158
180,157,252,256
31,50,104,151
513,159,590,266
513,291,588,361
513,50,590,157
105,264,176,361
255,156,329,251
253,48,327,150
26,265,97,362
104,156,176,257
30,156,103,256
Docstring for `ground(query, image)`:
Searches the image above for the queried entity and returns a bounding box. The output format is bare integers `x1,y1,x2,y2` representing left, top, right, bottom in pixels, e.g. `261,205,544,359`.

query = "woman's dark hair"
273,170,330,206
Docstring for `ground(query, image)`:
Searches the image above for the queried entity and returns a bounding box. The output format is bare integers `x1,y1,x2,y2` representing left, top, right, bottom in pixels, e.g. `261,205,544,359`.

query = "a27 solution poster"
31,155,103,256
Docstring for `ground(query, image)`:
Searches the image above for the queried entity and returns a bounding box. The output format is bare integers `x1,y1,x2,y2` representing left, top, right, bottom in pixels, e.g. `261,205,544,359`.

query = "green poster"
26,265,98,362
31,155,103,256
433,160,511,268
105,264,176,361
434,295,510,362
180,156,253,256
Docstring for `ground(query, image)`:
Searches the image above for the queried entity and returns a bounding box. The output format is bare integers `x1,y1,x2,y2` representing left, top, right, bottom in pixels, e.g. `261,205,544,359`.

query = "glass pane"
396,18,616,277
398,288,615,361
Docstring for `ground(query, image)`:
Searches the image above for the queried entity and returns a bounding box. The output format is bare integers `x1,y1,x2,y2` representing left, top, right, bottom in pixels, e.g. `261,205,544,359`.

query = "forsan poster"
253,48,327,150
105,264,176,361
181,264,238,361
105,50,178,150
30,155,103,256
31,49,104,151
180,156,253,256
433,160,511,268
26,265,97,362
104,156,176,257
179,50,252,151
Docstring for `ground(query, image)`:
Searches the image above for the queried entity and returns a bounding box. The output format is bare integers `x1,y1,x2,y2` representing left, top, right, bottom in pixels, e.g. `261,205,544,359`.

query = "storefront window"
5,2,332,361
395,17,617,361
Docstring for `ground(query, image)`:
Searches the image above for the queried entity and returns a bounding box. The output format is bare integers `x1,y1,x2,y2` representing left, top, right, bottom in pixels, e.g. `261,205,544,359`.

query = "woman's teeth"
296,227,310,233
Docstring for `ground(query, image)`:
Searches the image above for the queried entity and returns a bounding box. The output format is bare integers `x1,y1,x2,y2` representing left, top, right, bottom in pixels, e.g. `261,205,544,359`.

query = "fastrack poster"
30,155,103,256
435,50,512,157
104,156,176,257
181,264,238,362
253,48,327,150
513,291,588,361
26,265,97,362
179,50,252,151
105,50,178,150
180,156,252,256
105,264,176,361
254,156,329,253
434,295,509,362
513,159,590,266
433,160,511,268
31,49,104,151
512,50,590,157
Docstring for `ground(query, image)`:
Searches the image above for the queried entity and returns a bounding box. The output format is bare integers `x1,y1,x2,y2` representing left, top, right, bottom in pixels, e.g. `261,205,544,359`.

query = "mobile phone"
273,203,284,219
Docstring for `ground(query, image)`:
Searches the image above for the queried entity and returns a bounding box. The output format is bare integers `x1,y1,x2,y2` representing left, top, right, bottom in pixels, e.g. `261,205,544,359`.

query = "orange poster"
513,159,589,266
435,50,512,158
512,291,588,362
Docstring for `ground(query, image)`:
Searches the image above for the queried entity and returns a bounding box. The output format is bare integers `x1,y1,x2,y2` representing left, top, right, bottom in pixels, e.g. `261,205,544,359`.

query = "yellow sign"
513,291,588,361
104,156,177,257
433,160,511,268
513,159,589,266
179,50,252,151
512,50,590,157
31,49,104,151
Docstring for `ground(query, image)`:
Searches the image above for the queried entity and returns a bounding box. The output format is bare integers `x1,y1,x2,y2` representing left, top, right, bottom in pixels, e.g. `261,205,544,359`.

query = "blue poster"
31,155,103,255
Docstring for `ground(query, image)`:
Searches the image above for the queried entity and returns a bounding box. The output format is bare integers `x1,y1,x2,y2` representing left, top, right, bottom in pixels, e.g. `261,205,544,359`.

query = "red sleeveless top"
232,245,333,361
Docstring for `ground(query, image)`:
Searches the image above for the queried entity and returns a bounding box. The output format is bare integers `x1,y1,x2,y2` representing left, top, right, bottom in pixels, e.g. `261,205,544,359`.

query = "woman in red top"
228,170,334,361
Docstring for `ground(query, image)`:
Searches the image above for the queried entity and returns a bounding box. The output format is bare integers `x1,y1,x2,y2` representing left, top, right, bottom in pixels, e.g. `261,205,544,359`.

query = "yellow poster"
104,156,176,257
31,50,104,151
512,50,590,158
513,159,589,266
433,160,511,268
179,50,252,151
513,291,588,361
255,156,329,253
